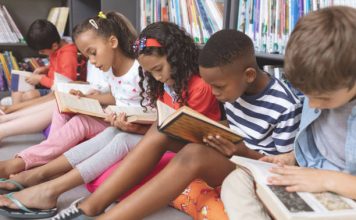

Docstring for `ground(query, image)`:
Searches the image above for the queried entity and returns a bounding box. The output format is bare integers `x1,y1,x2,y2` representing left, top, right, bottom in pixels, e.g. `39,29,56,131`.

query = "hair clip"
89,19,98,29
133,37,162,53
98,11,107,19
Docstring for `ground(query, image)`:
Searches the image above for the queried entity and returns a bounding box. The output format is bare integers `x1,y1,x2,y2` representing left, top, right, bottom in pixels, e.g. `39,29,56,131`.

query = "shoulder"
187,74,212,95
57,43,78,55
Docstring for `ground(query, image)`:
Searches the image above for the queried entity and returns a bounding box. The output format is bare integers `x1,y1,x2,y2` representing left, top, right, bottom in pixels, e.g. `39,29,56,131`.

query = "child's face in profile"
138,54,174,86
200,63,249,103
306,84,356,109
75,30,116,72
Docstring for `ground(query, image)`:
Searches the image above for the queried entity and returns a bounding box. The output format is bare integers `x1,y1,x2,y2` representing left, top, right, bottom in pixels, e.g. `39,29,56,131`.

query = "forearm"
86,93,116,105
236,142,264,160
323,171,356,199
4,93,54,114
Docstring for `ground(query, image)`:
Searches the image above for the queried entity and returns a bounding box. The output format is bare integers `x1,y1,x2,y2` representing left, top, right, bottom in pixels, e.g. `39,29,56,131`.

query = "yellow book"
0,53,11,83
230,156,356,220
157,100,243,143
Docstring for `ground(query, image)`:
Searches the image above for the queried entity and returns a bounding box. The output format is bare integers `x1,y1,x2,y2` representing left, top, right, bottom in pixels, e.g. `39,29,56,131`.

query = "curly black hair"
137,22,199,108
199,29,255,68
72,11,137,59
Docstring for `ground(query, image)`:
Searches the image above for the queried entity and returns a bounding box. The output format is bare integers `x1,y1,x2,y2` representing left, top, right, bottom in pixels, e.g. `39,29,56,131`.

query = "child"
221,6,356,220
9,19,78,104
0,11,138,180
53,29,301,220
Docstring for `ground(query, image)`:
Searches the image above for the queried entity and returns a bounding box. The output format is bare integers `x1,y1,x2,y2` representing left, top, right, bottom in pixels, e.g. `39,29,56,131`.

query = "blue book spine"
196,0,213,35
10,72,19,92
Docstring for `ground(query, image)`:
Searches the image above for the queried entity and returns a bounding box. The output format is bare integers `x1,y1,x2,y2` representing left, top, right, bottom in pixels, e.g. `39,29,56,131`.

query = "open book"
156,100,243,143
54,91,156,124
106,105,157,124
10,70,35,92
230,156,356,220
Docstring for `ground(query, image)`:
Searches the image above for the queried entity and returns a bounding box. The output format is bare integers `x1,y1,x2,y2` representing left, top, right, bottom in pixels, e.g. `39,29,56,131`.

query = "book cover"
10,70,35,92
156,100,243,144
230,156,356,220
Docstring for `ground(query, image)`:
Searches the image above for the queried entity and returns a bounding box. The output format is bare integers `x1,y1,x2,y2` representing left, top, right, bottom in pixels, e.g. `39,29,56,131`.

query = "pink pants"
86,152,175,200
18,108,108,169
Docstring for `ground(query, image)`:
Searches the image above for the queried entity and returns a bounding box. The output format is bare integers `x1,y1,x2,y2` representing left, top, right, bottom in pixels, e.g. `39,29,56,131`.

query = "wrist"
322,170,337,191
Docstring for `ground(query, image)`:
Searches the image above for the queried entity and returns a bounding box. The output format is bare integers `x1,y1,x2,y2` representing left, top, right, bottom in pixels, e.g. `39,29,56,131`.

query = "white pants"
221,167,272,220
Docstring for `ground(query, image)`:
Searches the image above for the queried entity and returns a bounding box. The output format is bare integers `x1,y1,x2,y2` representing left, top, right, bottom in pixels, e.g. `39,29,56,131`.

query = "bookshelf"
231,0,356,66
0,0,100,59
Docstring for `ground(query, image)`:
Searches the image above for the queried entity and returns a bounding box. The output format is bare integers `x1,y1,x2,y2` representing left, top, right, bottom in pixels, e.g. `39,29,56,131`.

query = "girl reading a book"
0,11,141,179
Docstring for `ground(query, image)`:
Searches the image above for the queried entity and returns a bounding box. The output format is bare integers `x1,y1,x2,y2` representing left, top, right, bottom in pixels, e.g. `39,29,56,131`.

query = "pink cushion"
86,152,175,200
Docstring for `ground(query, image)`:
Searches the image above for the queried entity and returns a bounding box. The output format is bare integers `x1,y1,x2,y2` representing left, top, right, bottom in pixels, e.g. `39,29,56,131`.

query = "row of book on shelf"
140,0,224,44
0,5,69,44
237,0,356,54
0,4,24,43
0,50,48,91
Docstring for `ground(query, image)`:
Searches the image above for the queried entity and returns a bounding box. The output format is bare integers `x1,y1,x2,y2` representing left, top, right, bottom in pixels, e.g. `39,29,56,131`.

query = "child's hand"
110,112,144,133
33,66,47,75
69,89,85,97
267,166,332,193
25,74,43,85
260,151,296,166
86,89,101,96
203,135,246,157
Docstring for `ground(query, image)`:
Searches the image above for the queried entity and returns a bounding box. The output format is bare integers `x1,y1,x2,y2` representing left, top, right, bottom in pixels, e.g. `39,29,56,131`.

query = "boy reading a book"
10,19,78,104
221,6,356,220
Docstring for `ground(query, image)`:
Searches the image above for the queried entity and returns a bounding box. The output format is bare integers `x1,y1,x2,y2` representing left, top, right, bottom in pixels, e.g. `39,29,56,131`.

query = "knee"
22,90,40,101
174,143,211,173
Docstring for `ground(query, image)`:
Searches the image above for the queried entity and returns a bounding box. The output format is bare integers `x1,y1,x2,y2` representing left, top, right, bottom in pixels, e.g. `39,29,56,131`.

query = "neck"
112,52,135,77
244,68,270,96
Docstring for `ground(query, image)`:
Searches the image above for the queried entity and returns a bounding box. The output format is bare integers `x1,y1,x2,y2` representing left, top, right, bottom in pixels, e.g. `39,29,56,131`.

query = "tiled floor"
0,134,191,220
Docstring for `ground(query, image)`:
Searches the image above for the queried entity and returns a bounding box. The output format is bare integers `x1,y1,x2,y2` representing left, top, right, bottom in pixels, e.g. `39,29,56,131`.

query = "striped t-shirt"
225,77,302,155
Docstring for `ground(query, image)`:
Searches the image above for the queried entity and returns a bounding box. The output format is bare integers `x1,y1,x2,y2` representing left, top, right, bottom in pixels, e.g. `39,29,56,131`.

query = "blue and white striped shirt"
225,77,302,155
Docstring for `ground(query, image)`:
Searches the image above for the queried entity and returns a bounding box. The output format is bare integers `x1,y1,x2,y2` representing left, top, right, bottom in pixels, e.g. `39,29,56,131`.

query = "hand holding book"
203,134,246,157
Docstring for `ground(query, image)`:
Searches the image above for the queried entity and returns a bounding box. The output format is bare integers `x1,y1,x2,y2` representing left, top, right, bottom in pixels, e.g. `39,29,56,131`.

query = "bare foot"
0,158,26,179
0,183,57,210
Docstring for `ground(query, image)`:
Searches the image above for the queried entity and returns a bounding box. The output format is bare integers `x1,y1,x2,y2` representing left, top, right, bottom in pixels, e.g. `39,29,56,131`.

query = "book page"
156,100,176,126
55,91,105,117
231,156,356,219
55,82,94,95
54,72,72,84
107,105,156,116
230,156,276,184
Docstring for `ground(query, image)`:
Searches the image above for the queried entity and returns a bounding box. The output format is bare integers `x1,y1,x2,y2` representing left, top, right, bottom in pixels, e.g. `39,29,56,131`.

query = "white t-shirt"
86,62,112,93
109,60,142,107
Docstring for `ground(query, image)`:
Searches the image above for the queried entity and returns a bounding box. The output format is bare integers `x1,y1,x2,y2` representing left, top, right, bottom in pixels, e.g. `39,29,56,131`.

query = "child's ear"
51,42,59,51
244,67,257,83
109,35,119,49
